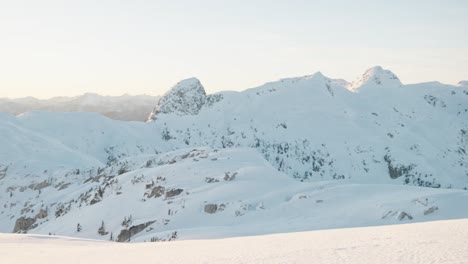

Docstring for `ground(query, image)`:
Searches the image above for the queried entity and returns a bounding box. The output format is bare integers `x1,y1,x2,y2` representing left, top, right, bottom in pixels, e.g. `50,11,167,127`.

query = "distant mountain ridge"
0,93,159,121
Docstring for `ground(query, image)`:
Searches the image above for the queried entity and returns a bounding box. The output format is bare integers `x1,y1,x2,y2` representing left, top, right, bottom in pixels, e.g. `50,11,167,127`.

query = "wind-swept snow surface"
1,219,467,264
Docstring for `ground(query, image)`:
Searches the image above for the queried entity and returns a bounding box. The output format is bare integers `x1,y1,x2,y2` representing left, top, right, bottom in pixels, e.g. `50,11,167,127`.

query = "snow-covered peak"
148,77,207,120
457,80,468,87
158,77,204,94
349,66,402,92
309,71,325,80
277,71,327,83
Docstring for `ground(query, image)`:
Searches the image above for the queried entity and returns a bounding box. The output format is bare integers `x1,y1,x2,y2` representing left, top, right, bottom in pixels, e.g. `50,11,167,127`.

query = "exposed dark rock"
117,221,156,242
145,182,154,189
148,186,165,198
218,203,226,211
90,197,102,205
205,177,219,183
424,206,439,215
205,94,223,107
223,172,237,181
424,94,446,108
165,188,183,198
13,217,36,233
204,204,218,214
383,154,415,180
397,211,413,221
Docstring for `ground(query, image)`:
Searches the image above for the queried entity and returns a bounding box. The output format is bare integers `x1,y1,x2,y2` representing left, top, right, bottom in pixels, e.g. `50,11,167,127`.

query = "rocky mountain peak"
148,78,207,120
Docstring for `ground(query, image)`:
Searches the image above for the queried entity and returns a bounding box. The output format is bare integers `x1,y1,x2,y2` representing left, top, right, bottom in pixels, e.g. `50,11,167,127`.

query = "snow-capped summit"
148,77,206,120
349,66,402,92
308,71,326,80
304,72,350,88
457,80,468,87
276,71,327,84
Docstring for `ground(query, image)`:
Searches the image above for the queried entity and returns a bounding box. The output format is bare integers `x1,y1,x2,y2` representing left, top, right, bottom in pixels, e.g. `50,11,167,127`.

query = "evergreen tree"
97,220,108,235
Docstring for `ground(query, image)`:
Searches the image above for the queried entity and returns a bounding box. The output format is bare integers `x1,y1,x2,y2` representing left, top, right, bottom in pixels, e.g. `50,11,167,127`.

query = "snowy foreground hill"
0,66,467,243
0,93,159,121
1,219,467,264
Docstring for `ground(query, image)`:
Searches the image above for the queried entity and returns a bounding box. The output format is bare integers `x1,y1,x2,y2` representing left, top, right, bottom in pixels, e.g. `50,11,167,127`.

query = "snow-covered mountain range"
0,93,159,121
1,66,467,242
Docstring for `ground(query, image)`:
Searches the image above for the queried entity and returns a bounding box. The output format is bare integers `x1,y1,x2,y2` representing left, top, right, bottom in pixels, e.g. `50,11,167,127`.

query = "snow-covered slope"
2,219,467,264
148,66,468,189
3,143,467,241
0,66,467,242
0,93,159,121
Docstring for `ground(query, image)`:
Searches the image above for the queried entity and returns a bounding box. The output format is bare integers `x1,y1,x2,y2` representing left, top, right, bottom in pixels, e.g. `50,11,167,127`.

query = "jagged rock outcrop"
147,78,206,120
117,221,156,242
13,217,36,233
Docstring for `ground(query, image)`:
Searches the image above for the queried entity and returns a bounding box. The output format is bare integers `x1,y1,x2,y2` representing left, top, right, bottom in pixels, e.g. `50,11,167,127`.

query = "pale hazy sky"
1,0,467,99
